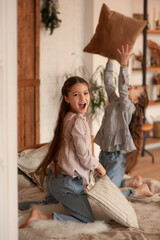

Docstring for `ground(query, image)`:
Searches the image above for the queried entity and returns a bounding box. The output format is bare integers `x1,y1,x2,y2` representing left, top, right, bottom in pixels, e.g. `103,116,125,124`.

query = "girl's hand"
96,163,106,178
117,44,135,66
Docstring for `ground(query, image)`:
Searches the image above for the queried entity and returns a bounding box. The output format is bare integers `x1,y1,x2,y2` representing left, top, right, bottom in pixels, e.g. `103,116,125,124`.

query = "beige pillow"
18,143,50,191
83,3,147,63
87,175,139,228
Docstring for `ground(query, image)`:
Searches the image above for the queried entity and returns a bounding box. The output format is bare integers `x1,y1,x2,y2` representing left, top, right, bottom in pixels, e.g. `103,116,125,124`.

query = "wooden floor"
130,147,160,181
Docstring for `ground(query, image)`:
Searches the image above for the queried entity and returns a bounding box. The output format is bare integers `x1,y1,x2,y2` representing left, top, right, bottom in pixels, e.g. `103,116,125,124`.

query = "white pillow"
18,143,50,191
87,175,139,228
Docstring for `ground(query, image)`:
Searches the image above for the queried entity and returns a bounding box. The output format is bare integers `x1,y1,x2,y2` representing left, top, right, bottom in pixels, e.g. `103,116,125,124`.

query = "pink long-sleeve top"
56,112,99,185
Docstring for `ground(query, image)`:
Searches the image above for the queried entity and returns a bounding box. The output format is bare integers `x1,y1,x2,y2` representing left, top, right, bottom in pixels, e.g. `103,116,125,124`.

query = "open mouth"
79,103,86,110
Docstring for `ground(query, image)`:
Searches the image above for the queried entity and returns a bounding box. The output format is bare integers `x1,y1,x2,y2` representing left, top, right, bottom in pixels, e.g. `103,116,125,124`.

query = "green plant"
41,0,61,35
88,66,106,121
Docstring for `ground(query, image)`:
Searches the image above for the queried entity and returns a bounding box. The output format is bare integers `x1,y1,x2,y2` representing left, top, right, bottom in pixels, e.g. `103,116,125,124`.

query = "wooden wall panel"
18,0,40,152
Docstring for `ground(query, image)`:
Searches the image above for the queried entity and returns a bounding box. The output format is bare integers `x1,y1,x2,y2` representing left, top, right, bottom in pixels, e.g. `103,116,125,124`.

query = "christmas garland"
41,0,61,35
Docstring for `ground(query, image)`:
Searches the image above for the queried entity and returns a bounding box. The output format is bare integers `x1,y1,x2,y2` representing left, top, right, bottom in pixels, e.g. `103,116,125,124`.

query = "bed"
18,143,160,240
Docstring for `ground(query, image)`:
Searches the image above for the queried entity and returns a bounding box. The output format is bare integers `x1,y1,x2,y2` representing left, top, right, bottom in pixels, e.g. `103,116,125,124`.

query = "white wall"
0,0,18,239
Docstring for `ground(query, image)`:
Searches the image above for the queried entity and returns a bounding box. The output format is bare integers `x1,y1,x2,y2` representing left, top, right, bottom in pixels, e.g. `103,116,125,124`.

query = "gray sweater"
94,62,136,154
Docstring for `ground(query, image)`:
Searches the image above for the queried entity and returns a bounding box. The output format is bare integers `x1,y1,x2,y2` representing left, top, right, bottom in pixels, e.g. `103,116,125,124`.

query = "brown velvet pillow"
83,3,147,63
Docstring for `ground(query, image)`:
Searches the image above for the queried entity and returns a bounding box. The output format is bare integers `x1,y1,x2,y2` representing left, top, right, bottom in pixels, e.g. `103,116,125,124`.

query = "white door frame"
0,0,18,239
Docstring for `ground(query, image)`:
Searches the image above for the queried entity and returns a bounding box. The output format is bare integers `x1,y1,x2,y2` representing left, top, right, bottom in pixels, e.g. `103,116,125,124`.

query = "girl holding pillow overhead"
94,44,153,197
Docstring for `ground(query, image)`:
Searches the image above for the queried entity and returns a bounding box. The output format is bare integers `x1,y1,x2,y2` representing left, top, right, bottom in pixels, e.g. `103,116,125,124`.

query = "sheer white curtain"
0,0,18,239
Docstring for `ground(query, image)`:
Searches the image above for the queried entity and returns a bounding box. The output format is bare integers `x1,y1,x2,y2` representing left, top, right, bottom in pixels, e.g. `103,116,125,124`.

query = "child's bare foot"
126,176,142,188
135,183,153,197
19,208,52,229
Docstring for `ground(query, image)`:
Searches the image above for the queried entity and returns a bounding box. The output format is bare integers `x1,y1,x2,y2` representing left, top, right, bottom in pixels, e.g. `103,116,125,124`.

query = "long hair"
35,76,89,177
125,86,149,174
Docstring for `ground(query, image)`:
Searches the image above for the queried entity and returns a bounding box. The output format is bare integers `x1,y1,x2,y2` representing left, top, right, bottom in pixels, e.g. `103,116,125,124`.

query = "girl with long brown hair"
19,76,106,228
94,44,153,197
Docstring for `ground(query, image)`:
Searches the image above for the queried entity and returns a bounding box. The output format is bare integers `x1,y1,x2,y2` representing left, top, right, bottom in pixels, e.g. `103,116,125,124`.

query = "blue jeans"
99,150,135,197
19,170,94,223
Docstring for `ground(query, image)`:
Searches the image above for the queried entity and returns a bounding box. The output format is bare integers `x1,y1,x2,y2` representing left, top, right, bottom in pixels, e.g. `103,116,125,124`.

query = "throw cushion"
83,3,147,62
87,175,139,228
18,143,50,191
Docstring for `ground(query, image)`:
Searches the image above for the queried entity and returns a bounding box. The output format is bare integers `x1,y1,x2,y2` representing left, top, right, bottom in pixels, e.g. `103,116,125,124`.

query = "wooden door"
18,0,40,151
